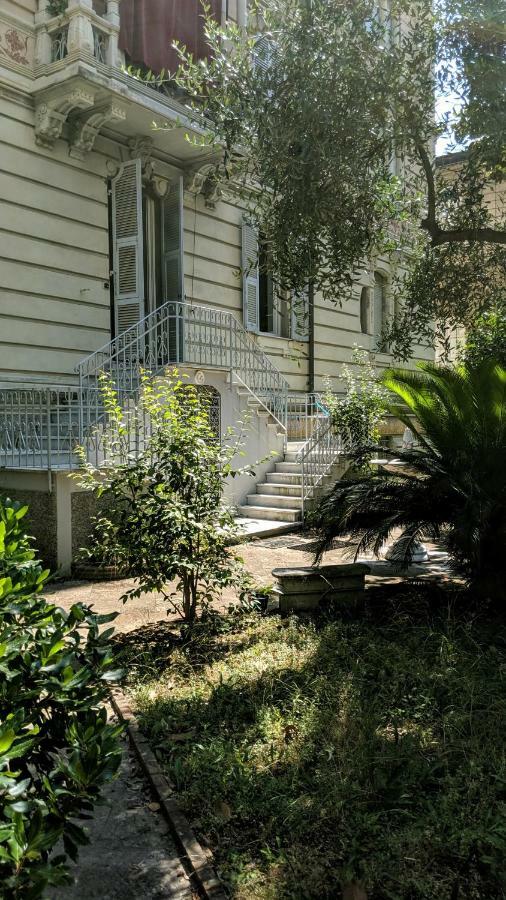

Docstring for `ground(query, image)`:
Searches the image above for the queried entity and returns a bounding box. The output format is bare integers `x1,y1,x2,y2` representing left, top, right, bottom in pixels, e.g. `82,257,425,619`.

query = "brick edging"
110,689,228,900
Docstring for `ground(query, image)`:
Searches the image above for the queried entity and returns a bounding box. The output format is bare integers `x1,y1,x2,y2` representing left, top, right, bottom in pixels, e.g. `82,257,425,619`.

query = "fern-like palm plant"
313,361,506,597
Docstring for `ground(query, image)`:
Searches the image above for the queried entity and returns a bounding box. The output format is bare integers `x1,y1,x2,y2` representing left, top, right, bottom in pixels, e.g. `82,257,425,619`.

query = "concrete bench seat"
272,564,368,612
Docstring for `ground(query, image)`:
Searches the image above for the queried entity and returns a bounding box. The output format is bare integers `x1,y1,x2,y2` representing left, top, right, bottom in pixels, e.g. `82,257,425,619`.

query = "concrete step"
286,442,306,452
234,517,302,539
267,424,286,437
248,493,303,509
256,482,302,497
283,451,302,463
275,461,303,473
237,505,301,523
266,471,302,484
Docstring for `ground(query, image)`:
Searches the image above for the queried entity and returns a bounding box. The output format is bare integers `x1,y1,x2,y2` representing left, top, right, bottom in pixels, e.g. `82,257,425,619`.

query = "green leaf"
0,728,16,755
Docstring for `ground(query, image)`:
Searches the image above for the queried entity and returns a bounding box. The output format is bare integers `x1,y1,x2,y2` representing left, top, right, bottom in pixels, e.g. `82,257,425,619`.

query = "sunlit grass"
126,597,506,899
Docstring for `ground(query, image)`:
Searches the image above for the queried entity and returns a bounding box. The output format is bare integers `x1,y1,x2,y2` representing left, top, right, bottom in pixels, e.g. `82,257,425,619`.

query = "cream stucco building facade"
0,0,432,571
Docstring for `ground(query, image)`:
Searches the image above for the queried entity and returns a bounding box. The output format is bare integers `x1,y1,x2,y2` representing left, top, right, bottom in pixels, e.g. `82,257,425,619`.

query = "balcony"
31,0,233,167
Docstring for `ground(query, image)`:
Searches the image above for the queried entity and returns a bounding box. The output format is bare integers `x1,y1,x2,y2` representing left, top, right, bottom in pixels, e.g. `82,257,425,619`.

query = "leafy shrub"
314,361,506,597
75,370,255,627
462,308,506,369
322,348,389,462
46,0,68,16
0,497,122,899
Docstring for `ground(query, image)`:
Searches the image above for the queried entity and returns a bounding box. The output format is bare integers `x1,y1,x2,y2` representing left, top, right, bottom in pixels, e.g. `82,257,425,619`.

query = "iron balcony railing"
0,385,99,471
77,299,290,431
0,300,292,470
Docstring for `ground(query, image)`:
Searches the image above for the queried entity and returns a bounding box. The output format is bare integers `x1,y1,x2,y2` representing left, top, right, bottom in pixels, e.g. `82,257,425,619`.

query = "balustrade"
34,0,122,69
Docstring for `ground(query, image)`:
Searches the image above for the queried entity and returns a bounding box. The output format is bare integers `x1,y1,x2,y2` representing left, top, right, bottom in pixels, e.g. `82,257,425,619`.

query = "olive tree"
160,0,505,357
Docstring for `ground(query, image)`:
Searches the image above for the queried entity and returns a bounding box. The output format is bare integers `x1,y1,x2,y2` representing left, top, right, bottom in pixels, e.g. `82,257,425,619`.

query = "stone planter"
72,560,125,582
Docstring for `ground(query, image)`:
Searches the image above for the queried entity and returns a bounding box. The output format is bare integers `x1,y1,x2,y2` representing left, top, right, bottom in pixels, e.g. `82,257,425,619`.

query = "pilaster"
67,0,94,56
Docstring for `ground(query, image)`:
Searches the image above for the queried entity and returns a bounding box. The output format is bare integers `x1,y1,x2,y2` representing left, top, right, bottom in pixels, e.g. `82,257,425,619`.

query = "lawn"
121,588,506,899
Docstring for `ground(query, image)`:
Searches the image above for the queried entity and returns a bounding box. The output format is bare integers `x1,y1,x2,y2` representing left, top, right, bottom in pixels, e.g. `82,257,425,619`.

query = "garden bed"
119,587,506,899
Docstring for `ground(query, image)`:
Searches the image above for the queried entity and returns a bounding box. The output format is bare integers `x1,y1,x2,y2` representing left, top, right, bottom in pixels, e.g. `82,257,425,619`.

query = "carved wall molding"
0,19,34,69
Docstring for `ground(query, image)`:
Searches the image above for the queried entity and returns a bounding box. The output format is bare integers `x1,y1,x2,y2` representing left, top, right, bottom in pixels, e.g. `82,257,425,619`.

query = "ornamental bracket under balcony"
34,79,96,147
68,98,127,158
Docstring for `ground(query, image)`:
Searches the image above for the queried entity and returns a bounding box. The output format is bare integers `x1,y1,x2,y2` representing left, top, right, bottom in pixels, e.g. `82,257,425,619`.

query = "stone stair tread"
237,505,301,522
248,493,303,509
275,462,303,472
256,483,303,495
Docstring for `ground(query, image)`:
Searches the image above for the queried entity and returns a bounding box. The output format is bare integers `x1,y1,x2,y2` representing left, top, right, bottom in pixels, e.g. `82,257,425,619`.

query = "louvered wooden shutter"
242,220,259,332
112,158,144,336
162,175,184,301
291,287,309,342
253,34,276,73
373,272,386,339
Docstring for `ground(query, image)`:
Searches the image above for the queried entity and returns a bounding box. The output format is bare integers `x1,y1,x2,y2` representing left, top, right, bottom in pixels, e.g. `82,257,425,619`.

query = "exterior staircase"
237,442,305,524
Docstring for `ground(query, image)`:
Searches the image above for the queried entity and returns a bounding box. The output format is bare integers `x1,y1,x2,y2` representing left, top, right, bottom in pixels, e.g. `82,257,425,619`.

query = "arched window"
360,287,371,334
373,272,388,343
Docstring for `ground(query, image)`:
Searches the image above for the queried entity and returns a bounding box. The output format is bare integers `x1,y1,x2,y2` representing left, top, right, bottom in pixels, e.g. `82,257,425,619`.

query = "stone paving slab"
53,735,195,900
233,516,301,539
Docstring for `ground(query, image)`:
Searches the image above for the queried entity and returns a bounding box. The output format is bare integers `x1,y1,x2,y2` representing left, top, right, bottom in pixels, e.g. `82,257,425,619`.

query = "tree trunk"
342,882,367,900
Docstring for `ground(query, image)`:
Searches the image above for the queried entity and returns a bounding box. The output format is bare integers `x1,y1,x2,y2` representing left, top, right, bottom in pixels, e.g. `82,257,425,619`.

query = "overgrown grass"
123,591,506,899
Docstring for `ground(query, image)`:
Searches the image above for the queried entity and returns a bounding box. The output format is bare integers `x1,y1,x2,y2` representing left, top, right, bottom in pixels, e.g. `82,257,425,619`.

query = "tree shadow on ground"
114,612,268,679
131,585,506,899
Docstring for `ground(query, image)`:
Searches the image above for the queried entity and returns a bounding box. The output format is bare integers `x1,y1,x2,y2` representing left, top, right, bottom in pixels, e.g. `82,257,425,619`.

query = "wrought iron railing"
0,385,90,471
297,417,346,518
78,300,290,431
92,26,109,64
287,392,329,442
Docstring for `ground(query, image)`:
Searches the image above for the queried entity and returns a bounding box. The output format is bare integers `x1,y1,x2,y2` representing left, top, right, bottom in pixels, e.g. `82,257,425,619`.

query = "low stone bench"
271,564,368,612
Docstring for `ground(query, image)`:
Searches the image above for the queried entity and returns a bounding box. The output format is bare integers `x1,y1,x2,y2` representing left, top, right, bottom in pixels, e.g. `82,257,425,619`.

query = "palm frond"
313,361,506,596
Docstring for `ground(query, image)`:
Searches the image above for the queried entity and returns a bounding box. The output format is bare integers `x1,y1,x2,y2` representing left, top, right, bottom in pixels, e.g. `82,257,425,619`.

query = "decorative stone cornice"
68,99,126,159
35,83,95,147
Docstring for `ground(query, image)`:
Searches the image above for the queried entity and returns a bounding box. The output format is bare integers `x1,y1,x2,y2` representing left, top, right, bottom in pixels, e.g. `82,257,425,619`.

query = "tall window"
258,244,290,337
111,160,183,337
142,193,163,315
373,272,388,344
241,221,305,339
360,286,371,334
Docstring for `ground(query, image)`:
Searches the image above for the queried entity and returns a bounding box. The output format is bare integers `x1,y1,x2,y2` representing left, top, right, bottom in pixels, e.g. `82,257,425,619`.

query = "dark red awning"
119,0,222,75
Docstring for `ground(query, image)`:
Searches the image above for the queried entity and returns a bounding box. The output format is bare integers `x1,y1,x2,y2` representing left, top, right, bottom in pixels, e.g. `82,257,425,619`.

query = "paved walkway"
47,533,351,633
53,732,195,900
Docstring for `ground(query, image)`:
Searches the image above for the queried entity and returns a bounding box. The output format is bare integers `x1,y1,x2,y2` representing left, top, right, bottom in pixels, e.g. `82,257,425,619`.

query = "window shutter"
253,34,276,73
373,272,388,341
112,158,144,335
162,174,184,301
291,287,309,342
242,220,259,332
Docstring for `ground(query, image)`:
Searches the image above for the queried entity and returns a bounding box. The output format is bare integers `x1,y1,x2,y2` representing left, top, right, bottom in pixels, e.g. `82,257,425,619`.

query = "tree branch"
416,140,437,235
416,141,506,247
430,227,506,247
